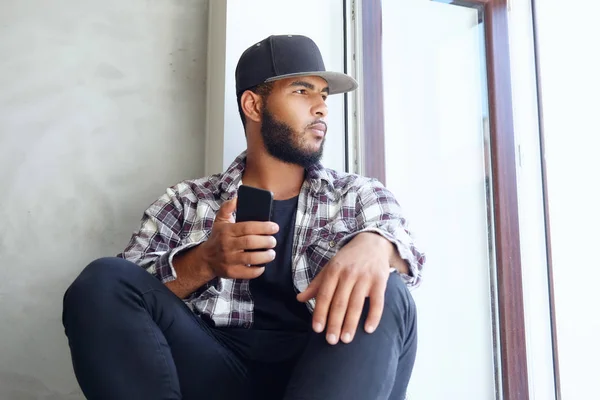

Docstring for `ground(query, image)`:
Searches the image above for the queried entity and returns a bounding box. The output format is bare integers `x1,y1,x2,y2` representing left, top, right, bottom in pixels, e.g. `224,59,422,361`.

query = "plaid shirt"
118,152,425,328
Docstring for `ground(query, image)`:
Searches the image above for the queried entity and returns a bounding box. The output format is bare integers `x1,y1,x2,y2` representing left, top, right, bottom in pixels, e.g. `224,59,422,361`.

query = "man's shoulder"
164,172,226,205
322,167,382,193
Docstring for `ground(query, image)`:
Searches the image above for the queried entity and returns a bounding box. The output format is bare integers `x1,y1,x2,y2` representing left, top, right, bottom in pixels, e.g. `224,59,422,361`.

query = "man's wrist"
169,243,216,298
192,243,217,281
356,232,410,275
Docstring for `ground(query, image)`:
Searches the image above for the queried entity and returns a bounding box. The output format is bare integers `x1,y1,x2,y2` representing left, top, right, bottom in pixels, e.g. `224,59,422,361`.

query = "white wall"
0,1,209,398
534,1,600,398
205,0,348,175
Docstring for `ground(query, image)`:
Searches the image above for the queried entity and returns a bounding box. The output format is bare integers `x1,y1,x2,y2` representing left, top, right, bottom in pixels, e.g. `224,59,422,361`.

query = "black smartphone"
235,185,274,260
236,185,274,224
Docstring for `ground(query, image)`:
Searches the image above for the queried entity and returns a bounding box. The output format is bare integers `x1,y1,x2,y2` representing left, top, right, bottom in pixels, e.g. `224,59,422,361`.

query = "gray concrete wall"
0,1,209,398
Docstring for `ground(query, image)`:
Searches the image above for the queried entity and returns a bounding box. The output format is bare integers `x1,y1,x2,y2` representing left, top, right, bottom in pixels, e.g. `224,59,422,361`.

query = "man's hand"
169,198,279,298
197,197,279,279
296,232,402,345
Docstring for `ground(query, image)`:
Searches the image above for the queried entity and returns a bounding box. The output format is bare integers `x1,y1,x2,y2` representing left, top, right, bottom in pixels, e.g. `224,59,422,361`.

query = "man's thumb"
296,285,317,303
216,197,237,222
297,272,323,303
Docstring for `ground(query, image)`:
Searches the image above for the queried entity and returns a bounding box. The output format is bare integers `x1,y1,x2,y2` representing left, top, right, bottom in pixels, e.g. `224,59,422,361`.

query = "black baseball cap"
235,34,358,96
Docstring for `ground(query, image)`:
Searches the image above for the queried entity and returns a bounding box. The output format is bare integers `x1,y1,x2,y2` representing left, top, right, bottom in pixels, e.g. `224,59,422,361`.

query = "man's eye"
322,95,328,101
295,89,307,94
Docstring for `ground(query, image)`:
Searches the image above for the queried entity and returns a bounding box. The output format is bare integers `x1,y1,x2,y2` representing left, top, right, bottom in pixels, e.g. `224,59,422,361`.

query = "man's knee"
63,257,146,312
380,272,417,334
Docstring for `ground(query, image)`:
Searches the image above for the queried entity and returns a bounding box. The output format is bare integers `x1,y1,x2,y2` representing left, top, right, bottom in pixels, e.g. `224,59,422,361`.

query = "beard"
260,108,325,168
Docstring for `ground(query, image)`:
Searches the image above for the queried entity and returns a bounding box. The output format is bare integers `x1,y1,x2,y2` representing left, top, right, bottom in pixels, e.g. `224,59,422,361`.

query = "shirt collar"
218,151,336,200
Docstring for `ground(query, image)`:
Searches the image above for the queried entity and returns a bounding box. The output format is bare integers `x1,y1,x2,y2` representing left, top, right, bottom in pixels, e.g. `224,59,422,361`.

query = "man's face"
260,76,329,168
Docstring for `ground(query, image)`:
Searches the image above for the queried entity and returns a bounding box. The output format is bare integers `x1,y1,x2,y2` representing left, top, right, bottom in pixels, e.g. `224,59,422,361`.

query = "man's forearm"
167,244,216,299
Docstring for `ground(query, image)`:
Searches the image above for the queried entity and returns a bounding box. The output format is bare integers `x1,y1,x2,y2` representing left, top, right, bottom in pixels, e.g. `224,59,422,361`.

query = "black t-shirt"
214,196,312,364
249,195,312,331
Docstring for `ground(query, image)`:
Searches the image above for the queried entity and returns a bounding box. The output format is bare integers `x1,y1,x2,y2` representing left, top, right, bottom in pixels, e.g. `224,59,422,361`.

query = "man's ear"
240,91,263,123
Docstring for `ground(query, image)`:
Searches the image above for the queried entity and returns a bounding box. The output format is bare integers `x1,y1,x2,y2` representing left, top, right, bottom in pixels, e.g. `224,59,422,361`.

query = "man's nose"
313,97,328,118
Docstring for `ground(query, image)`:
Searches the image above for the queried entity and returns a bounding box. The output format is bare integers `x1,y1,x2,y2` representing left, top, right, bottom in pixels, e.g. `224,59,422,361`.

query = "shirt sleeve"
117,187,201,284
344,178,425,289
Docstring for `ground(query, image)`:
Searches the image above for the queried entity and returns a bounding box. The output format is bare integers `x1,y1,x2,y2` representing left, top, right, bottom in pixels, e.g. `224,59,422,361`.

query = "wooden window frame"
359,0,530,398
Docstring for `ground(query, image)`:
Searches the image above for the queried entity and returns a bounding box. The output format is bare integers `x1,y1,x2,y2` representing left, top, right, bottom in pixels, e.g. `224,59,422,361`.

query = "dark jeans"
62,257,417,400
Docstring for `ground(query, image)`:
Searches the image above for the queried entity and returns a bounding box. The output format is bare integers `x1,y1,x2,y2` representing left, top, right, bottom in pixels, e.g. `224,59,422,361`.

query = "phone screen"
235,185,274,223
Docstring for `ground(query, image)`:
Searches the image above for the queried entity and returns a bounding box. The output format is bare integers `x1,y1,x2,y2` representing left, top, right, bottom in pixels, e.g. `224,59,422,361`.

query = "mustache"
306,119,328,133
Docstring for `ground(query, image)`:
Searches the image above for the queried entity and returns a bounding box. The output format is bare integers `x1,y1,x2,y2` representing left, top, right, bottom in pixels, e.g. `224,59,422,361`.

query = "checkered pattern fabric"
118,152,425,328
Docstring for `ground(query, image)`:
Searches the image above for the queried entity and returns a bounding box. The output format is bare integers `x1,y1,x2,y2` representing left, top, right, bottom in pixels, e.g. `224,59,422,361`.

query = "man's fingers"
324,278,356,345
364,279,387,334
231,221,279,237
216,198,237,222
227,265,266,280
229,249,276,266
310,270,339,338
231,235,277,251
340,282,370,343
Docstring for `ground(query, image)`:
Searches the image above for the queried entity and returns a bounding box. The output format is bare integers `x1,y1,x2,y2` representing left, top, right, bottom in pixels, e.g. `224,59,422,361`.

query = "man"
63,34,425,400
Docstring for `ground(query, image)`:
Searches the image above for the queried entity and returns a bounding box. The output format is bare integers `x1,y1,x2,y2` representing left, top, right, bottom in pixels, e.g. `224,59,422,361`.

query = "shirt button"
329,240,336,248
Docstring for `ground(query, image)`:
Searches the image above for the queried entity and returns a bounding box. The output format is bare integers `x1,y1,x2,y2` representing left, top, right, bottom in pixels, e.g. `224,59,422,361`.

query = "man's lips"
308,122,327,136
